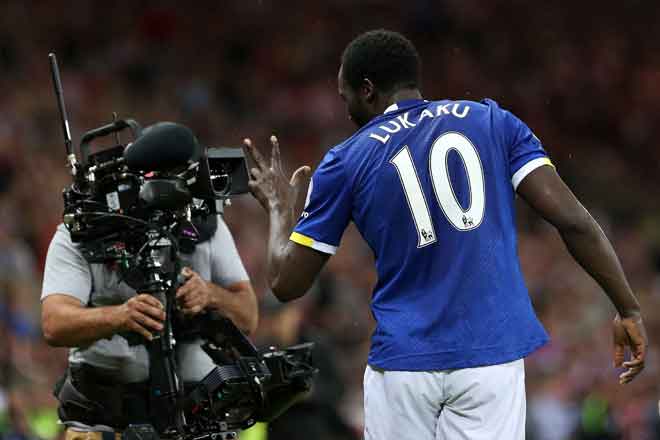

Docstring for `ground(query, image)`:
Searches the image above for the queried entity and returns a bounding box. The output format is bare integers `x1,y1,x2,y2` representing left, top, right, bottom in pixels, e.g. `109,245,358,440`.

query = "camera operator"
40,215,257,439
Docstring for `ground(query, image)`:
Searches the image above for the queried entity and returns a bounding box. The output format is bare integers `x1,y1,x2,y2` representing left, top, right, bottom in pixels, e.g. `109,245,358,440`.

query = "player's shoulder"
331,121,379,152
320,127,372,168
445,98,521,131
427,97,505,115
426,97,511,116
474,98,520,121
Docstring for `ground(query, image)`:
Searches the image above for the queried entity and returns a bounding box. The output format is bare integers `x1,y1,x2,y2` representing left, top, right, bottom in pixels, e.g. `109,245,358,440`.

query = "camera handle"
126,227,245,440
132,227,186,436
80,119,142,166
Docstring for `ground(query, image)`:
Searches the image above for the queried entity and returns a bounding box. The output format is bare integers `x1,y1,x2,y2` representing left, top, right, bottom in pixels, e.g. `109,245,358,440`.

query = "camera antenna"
48,52,78,175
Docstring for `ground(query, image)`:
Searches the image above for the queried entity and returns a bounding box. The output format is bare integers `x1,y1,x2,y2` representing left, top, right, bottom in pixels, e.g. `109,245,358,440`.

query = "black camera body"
48,54,316,439
62,119,249,259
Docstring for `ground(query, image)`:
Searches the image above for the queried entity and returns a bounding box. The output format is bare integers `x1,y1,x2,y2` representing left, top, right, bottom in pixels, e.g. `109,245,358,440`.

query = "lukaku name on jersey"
368,102,471,145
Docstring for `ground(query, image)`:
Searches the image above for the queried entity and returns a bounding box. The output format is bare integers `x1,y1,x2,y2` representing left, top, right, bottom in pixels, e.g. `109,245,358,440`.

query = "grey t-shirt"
41,216,249,383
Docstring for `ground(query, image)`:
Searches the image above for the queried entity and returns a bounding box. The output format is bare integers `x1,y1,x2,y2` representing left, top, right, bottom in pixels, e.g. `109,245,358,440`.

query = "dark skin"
42,268,258,347
244,64,647,384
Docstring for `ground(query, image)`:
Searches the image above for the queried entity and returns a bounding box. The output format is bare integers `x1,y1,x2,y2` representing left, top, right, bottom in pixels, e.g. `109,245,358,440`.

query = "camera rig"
48,53,316,439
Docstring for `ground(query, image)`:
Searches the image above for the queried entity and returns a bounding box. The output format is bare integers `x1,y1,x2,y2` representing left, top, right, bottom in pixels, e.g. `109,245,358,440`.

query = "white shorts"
363,358,526,440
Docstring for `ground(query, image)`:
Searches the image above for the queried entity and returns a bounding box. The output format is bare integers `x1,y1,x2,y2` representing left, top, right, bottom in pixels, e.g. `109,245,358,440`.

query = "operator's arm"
176,216,259,334
517,165,647,383
41,225,165,347
176,273,259,335
42,294,165,347
207,280,258,335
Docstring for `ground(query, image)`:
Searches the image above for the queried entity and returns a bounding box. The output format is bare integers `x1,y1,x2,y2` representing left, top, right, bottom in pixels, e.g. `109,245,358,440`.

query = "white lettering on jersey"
436,103,452,116
451,104,470,118
369,132,391,144
397,113,416,128
418,109,434,122
380,120,402,134
368,103,472,145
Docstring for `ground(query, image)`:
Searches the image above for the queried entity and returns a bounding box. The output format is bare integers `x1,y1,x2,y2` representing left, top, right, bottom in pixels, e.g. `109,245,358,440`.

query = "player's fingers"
290,165,312,187
622,357,644,368
622,317,648,366
613,343,625,368
629,334,648,363
248,180,269,206
619,366,644,384
270,135,282,173
243,138,267,170
612,320,627,367
250,167,263,181
633,346,647,365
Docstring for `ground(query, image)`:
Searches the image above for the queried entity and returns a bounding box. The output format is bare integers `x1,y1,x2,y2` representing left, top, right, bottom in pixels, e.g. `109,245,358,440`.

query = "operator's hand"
243,135,311,214
613,313,648,384
176,267,213,316
114,294,165,341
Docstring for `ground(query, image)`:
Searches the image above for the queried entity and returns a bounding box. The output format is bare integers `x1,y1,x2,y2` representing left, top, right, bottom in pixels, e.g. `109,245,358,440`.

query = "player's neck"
386,88,423,108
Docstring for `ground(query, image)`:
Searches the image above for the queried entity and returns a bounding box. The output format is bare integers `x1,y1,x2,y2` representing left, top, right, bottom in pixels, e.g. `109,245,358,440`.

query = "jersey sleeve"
290,149,352,255
41,225,92,304
497,104,554,190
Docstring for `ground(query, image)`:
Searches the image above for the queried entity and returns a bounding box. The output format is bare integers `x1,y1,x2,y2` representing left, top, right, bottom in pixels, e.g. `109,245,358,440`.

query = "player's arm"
243,136,330,301
517,165,648,383
267,228,329,302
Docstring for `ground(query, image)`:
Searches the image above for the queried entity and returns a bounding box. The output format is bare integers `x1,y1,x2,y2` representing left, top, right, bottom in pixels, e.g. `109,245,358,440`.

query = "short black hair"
341,29,421,94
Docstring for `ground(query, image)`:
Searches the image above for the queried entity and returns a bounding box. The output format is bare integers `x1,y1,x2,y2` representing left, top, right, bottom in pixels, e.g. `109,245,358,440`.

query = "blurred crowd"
1,1,660,439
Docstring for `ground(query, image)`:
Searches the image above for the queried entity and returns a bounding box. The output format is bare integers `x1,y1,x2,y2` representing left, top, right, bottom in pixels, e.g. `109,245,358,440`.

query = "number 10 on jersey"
390,132,486,247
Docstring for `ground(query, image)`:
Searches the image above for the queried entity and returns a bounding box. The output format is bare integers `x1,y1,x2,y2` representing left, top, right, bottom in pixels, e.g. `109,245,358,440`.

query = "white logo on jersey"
301,178,313,218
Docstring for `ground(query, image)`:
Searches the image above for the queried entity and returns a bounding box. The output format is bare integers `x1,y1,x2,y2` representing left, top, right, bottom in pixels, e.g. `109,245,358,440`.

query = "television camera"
48,53,316,440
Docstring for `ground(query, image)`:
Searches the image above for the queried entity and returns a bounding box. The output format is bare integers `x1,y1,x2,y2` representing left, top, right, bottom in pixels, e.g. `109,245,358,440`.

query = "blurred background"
1,1,659,439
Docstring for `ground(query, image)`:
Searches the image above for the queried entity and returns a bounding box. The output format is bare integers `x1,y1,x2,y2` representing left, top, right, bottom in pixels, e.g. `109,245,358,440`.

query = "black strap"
55,364,150,429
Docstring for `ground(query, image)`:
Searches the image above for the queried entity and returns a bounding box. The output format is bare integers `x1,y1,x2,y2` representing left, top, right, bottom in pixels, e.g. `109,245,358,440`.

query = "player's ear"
362,78,376,103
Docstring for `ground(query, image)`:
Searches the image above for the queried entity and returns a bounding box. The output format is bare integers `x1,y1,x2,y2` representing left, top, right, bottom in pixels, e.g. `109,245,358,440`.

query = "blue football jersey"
291,98,552,371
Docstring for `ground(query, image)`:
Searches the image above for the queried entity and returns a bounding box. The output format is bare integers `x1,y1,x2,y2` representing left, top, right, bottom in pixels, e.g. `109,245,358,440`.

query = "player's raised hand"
613,313,648,384
243,135,311,214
